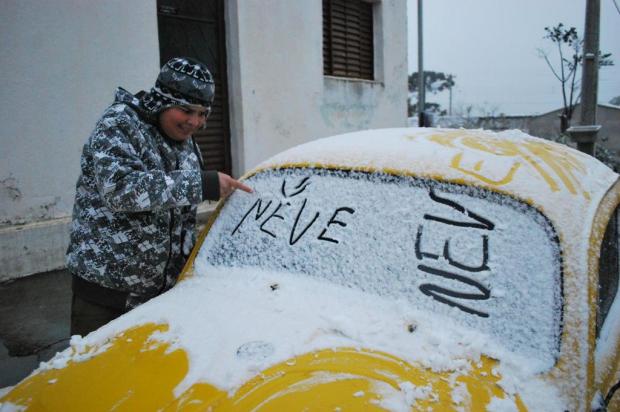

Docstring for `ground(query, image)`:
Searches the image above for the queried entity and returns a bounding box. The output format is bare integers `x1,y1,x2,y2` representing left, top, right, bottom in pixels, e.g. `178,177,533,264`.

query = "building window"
323,0,374,80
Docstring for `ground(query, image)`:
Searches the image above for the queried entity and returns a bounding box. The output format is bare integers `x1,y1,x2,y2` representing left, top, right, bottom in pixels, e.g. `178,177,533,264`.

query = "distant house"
1,0,408,280
525,104,620,154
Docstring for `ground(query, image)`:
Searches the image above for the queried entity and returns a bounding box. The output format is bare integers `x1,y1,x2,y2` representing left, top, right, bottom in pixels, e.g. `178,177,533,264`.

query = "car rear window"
198,168,563,367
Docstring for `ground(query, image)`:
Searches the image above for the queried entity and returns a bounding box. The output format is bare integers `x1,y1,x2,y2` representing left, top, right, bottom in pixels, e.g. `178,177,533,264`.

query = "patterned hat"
141,57,215,115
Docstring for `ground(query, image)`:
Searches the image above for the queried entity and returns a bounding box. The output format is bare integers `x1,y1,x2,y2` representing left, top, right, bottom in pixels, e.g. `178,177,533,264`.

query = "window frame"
323,0,375,81
597,206,620,336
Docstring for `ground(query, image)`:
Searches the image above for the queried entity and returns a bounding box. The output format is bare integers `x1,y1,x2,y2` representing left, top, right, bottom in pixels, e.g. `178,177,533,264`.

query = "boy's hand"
218,172,253,198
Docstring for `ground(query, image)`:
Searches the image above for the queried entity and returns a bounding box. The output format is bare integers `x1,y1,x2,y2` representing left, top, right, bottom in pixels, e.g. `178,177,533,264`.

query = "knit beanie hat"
141,57,215,115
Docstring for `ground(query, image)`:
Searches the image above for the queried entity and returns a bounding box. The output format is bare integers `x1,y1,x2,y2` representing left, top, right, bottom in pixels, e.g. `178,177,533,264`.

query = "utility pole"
417,0,425,127
567,0,601,155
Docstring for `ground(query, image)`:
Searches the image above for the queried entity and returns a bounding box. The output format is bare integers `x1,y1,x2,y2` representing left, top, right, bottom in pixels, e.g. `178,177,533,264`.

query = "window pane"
199,168,563,368
323,0,374,80
598,208,619,336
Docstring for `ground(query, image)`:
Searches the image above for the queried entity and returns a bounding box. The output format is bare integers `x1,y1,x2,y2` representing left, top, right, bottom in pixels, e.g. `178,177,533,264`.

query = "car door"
593,181,620,411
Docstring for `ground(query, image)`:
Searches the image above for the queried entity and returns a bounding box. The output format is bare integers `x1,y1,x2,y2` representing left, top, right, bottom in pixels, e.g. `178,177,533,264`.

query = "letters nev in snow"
416,189,494,318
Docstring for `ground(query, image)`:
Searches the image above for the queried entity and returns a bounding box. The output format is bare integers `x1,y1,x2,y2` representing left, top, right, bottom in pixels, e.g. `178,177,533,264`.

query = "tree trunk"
560,114,569,133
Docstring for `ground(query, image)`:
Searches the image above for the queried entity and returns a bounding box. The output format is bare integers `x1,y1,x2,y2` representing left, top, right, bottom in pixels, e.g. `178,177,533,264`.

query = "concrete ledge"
1,202,217,282
0,218,71,282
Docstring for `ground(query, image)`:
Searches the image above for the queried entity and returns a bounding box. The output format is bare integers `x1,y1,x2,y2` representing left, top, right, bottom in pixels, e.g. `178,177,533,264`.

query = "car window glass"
598,207,619,336
198,168,563,367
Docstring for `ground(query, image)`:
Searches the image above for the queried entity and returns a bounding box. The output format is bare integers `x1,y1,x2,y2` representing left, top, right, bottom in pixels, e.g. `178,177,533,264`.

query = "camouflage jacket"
67,88,207,308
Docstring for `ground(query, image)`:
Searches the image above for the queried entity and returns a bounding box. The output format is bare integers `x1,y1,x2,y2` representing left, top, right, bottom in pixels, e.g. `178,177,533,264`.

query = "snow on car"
2,127,620,411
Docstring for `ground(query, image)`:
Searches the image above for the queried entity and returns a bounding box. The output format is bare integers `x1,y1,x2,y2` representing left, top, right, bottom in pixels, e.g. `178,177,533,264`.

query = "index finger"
232,179,253,193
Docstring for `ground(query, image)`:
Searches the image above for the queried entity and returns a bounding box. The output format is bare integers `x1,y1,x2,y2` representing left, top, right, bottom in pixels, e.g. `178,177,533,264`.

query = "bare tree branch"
537,49,563,81
539,23,612,130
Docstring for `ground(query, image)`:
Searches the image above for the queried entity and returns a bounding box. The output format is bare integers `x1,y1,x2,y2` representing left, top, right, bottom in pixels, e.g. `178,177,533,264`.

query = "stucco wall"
1,0,408,279
1,0,407,225
229,0,408,172
0,0,159,226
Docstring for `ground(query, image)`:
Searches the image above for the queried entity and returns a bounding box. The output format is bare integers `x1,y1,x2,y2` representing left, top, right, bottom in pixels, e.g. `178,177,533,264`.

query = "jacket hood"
113,87,156,124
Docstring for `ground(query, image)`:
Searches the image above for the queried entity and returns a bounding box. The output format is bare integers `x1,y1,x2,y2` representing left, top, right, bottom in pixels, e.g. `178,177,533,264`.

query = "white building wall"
228,0,408,172
0,0,160,226
1,0,408,279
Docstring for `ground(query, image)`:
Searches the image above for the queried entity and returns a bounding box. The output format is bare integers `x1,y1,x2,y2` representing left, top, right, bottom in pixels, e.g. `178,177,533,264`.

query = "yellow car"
2,127,620,411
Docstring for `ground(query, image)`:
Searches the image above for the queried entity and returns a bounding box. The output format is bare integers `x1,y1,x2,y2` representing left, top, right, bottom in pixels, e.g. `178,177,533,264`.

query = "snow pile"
39,266,564,409
36,336,112,372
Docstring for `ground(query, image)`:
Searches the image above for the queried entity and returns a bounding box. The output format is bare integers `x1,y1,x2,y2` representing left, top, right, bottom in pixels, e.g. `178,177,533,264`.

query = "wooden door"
157,0,232,175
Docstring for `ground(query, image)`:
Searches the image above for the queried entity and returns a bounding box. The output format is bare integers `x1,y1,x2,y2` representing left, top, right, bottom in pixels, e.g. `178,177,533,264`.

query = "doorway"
157,0,232,175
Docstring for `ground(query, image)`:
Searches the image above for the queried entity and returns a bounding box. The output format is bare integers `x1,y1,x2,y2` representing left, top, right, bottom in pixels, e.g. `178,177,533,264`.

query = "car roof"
253,127,618,246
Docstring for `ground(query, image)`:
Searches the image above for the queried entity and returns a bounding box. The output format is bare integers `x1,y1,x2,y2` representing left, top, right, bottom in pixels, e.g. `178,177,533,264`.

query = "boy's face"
159,105,209,141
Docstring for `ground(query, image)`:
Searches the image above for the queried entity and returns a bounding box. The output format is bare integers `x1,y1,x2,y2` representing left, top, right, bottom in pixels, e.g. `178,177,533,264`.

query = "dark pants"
70,294,125,336
70,275,128,336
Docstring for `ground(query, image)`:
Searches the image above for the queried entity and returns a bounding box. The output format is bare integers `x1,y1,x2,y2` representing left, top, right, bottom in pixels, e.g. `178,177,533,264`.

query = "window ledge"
324,75,384,87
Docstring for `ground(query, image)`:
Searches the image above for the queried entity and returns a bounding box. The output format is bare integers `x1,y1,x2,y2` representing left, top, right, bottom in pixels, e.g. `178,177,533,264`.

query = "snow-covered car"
2,128,620,411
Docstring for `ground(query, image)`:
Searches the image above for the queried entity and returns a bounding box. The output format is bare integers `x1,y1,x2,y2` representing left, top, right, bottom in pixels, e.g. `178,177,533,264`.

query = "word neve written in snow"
231,177,355,245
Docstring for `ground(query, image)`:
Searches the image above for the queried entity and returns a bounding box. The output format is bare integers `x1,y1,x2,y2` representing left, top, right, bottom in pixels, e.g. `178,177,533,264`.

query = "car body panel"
591,183,620,408
1,322,525,411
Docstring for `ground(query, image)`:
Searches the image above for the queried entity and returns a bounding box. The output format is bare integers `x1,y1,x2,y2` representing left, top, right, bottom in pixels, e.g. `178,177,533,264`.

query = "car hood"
1,267,566,410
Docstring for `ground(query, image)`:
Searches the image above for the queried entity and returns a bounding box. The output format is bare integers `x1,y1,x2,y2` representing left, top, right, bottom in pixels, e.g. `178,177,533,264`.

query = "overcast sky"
407,0,620,116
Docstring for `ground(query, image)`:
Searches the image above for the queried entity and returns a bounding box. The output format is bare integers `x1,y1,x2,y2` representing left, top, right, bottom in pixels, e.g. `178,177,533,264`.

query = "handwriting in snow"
232,177,356,245
231,176,495,318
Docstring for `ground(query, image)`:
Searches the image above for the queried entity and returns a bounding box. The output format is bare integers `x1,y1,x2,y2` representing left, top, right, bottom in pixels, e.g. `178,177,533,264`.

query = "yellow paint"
166,383,229,411
451,152,520,186
428,132,459,147
0,323,210,411
474,160,483,172
214,348,527,411
425,130,590,198
1,325,527,411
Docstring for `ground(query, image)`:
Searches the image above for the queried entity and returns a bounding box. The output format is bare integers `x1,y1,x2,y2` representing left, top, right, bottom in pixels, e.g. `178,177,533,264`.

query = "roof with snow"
255,127,617,237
